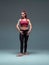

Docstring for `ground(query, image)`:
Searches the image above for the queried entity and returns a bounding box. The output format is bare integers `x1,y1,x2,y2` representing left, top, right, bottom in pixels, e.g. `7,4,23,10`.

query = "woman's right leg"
19,33,24,53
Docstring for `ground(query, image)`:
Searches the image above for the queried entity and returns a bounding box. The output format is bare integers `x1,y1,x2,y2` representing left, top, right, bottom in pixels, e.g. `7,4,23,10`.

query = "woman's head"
21,10,27,19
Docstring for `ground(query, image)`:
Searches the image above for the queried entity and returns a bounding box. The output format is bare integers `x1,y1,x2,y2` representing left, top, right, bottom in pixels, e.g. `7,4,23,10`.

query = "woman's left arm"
28,19,32,34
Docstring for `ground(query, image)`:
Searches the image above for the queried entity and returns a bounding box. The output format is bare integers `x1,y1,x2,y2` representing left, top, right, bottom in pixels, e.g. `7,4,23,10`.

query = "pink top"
20,19,29,27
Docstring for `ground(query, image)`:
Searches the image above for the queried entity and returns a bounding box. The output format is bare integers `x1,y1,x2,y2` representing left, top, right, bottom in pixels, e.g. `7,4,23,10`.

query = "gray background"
0,0,49,50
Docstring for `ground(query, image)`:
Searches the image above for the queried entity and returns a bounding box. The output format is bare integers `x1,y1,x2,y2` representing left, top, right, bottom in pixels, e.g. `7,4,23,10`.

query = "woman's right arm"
16,19,23,34
16,19,20,32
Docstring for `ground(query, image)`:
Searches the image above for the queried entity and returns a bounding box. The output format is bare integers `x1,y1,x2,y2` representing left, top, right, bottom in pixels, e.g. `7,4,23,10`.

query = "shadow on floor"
9,50,40,55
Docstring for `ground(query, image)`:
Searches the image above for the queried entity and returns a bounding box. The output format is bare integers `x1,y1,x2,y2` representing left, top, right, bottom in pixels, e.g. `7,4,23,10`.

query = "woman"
16,10,32,56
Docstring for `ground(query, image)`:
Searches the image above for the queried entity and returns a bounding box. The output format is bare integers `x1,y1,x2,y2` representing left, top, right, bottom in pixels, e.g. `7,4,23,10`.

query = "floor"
0,49,49,65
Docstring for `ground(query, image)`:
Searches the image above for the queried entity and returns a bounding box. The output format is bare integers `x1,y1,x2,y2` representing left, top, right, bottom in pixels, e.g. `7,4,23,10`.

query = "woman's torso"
19,18,29,30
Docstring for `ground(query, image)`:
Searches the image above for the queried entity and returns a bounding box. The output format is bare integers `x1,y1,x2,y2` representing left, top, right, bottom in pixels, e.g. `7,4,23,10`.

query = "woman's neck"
21,17,27,19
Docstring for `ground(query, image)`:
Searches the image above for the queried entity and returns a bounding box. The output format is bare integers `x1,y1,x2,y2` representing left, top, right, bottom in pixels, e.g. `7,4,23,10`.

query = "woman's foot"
23,52,28,55
17,53,23,56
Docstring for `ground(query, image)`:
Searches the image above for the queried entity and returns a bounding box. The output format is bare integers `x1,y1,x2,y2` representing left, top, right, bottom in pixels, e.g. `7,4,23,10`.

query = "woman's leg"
24,32,29,53
19,33,24,53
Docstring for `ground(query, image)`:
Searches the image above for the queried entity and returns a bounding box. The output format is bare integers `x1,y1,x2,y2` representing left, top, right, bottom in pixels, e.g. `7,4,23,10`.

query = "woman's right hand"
20,31,23,35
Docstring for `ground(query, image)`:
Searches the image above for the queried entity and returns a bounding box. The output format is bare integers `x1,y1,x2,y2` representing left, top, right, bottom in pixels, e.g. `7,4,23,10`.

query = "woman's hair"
21,10,27,19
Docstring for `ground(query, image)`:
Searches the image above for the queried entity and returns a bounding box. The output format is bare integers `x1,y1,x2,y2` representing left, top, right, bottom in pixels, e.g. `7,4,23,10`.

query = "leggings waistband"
20,29,29,31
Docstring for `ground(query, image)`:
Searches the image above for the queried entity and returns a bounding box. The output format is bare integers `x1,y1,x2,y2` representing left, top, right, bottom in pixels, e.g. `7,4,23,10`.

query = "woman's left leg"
24,33,29,53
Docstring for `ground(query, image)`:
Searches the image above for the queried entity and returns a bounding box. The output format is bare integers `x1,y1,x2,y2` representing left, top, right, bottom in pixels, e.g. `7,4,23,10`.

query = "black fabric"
19,29,29,53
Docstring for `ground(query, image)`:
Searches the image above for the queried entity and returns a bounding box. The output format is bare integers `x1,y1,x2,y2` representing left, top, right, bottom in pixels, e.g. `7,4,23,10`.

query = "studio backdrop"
0,0,49,50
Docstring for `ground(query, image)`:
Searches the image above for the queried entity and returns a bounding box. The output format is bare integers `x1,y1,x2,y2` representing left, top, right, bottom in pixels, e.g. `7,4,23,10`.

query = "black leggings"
19,29,29,53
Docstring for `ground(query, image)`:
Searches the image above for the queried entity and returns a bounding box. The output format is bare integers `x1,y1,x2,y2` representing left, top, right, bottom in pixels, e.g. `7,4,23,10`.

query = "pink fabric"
20,19,29,27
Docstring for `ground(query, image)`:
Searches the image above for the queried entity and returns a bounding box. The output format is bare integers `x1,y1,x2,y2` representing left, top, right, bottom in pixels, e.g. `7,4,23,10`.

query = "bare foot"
23,52,28,55
17,53,23,56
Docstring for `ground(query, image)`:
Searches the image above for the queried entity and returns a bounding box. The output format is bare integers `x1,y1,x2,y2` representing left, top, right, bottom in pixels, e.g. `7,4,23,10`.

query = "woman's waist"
20,27,29,31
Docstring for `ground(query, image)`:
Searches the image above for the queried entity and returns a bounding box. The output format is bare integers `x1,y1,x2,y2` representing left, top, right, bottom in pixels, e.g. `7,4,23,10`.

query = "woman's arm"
16,19,20,32
28,19,32,34
16,19,23,34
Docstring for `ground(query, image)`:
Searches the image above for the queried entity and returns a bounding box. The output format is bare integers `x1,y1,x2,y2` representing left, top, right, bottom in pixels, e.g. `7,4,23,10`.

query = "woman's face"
21,12,25,18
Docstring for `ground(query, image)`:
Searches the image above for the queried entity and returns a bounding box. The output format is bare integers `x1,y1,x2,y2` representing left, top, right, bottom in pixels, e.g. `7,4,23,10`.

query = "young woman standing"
16,10,32,56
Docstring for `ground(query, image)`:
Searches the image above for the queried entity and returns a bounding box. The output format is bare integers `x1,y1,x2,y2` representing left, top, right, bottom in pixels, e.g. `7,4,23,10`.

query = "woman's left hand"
27,31,30,35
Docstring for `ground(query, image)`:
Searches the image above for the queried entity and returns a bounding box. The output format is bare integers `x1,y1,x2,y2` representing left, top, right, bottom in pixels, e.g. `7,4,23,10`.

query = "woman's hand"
20,31,23,35
27,31,30,35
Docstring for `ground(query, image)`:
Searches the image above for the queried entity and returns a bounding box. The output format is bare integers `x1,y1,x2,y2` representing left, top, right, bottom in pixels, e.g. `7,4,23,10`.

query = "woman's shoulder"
18,18,30,21
18,19,22,21
27,18,30,21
